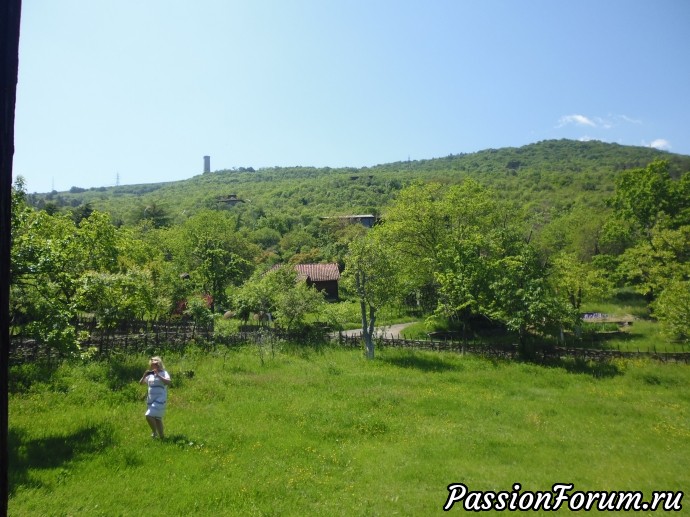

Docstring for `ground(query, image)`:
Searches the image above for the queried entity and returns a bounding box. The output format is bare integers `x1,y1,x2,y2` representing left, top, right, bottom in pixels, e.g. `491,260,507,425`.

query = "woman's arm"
155,370,171,386
139,371,152,385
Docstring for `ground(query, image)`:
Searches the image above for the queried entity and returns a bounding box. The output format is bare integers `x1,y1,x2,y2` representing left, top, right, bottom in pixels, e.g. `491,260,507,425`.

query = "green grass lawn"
9,344,690,516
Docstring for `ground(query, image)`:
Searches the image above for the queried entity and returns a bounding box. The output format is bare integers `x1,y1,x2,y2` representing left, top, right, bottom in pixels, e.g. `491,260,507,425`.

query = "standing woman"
139,356,171,439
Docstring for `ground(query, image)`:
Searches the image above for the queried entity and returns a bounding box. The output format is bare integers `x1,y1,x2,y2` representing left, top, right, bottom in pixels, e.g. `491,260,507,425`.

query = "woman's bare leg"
146,415,158,436
154,418,165,439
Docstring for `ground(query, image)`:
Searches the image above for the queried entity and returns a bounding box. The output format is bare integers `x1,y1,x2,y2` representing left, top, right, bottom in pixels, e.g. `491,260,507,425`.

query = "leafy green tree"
380,179,552,342
374,182,449,307
233,279,268,326
132,201,171,228
550,252,612,313
278,228,318,259
607,160,690,302
166,210,258,312
11,209,85,353
343,234,400,359
320,300,360,334
535,203,610,261
652,280,690,343
317,217,368,266
433,233,494,334
248,227,282,250
273,280,325,332
76,268,168,329
12,183,168,352
76,211,121,273
184,294,214,336
674,172,690,226
486,245,569,350
610,160,678,238
71,202,94,224
232,265,324,331
548,252,612,339
617,223,690,299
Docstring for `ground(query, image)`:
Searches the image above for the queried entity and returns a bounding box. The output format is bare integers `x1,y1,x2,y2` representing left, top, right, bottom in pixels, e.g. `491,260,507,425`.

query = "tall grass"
9,344,690,516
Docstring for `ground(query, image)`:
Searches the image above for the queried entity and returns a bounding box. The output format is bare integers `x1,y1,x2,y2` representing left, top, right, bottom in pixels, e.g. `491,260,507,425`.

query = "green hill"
28,139,690,228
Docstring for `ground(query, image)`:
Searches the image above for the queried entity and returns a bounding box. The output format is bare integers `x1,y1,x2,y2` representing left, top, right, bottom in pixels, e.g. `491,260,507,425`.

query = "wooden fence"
9,318,214,364
9,319,331,364
337,334,690,363
9,319,690,364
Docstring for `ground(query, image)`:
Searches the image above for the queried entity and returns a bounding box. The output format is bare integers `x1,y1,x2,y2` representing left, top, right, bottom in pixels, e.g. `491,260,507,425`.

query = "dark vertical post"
1,1,22,514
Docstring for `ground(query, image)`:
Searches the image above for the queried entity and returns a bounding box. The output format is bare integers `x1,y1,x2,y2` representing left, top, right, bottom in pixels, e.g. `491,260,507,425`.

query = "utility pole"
1,1,22,515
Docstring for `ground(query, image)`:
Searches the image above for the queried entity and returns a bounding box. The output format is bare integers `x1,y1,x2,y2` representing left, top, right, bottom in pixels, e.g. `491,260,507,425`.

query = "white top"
146,370,170,403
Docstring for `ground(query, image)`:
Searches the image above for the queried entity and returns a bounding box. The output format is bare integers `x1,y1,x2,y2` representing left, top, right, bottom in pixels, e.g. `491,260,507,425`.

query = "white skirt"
145,400,166,418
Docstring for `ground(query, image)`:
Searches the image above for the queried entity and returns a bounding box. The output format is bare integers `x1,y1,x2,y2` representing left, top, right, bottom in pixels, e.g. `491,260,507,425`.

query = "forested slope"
28,139,690,230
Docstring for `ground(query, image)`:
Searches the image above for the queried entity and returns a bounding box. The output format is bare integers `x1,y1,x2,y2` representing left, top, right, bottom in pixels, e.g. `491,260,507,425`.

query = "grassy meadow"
8,343,690,516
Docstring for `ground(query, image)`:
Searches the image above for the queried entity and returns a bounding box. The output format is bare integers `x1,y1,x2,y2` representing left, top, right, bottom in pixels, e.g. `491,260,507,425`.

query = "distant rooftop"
293,263,340,282
271,263,341,282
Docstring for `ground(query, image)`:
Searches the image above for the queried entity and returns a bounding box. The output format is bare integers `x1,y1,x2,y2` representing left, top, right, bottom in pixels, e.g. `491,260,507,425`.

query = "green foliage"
617,224,690,299
76,269,165,327
132,200,172,228
343,233,402,358
319,300,362,331
160,210,258,312
273,280,326,332
232,269,279,323
607,161,690,300
11,195,111,351
184,294,214,328
11,180,175,350
30,140,690,251
484,246,570,350
534,202,611,261
232,265,325,331
12,142,690,353
550,252,612,313
610,160,675,235
372,180,572,346
652,280,690,343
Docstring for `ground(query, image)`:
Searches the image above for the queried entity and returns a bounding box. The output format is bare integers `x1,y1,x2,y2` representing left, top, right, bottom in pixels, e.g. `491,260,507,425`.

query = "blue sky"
13,0,690,193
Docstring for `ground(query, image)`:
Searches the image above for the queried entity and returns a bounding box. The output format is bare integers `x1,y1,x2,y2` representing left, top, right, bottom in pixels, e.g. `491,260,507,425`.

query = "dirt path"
339,322,416,339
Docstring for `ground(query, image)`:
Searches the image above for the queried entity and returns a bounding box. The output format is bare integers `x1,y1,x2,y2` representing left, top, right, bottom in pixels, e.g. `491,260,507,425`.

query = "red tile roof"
293,263,340,282
268,263,341,282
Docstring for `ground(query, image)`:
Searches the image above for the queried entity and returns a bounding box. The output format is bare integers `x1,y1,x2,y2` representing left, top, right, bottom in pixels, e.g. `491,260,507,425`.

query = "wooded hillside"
28,139,690,228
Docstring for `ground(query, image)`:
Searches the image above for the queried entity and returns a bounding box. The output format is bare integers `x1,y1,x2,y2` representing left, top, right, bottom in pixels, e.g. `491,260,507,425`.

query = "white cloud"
649,139,671,150
558,114,596,127
617,114,642,125
558,113,642,131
